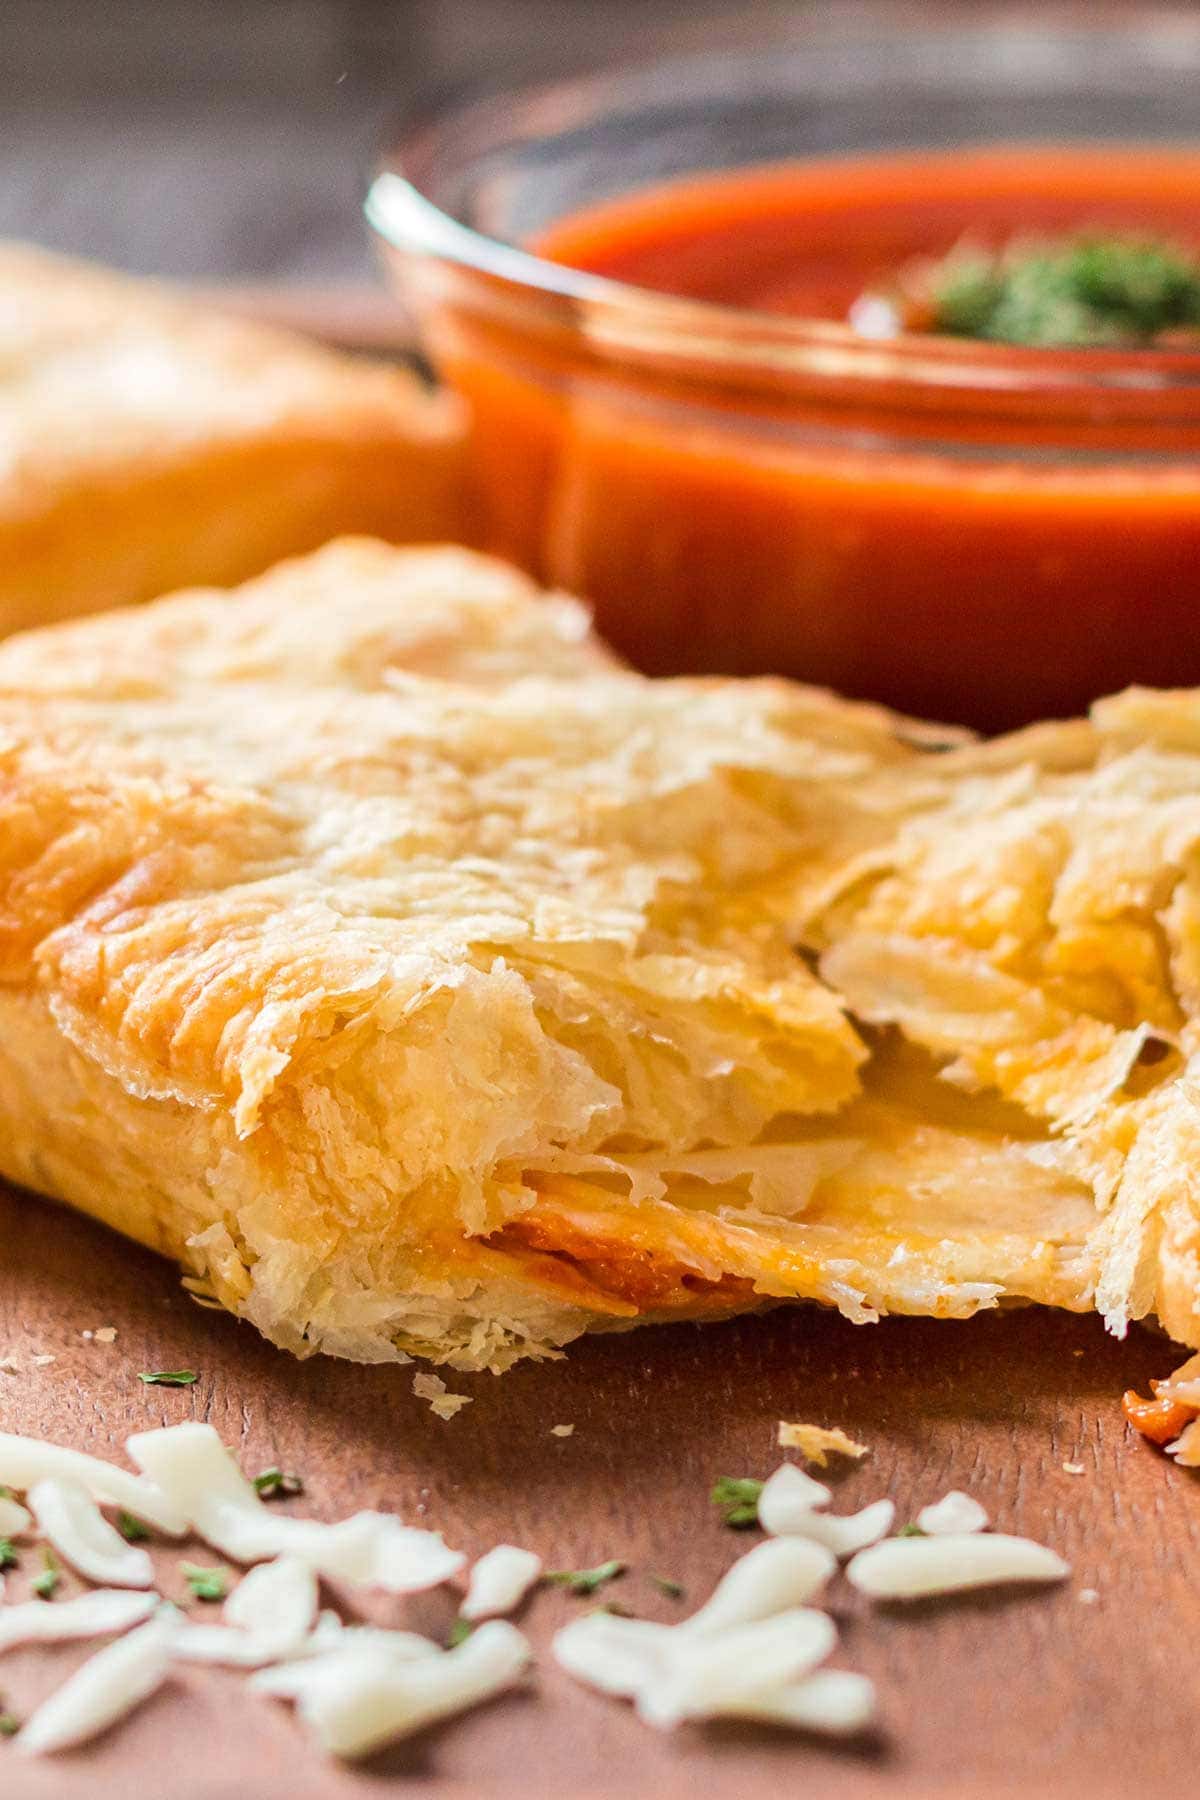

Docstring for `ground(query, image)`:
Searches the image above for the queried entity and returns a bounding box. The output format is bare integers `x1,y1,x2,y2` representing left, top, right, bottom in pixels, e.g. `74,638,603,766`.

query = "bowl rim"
365,16,1200,405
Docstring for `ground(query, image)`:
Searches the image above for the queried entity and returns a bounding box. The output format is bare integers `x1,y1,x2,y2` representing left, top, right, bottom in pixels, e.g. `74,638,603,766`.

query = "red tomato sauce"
432,149,1200,730
534,148,1200,321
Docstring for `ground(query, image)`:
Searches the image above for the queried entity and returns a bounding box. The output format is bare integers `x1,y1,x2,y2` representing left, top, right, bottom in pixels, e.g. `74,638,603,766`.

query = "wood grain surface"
0,1176,1193,1800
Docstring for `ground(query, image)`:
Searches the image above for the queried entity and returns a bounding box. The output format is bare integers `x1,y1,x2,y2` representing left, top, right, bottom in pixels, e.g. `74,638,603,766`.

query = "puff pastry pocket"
0,242,465,636
2,539,1198,1368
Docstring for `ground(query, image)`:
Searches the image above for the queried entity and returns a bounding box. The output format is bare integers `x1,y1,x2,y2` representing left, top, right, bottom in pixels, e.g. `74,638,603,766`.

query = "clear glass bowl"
368,17,1200,729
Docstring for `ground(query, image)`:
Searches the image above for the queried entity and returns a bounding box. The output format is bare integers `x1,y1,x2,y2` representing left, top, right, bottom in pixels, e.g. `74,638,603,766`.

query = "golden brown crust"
804,687,1200,1349
0,539,907,1366
3,542,1200,1366
0,243,465,633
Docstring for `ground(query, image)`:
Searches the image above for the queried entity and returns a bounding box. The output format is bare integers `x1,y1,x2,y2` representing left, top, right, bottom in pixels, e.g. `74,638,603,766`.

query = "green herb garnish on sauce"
856,234,1200,349
930,235,1200,348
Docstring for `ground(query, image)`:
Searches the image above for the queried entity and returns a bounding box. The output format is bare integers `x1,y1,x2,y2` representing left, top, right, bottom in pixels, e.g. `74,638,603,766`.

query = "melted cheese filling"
487,1043,1105,1325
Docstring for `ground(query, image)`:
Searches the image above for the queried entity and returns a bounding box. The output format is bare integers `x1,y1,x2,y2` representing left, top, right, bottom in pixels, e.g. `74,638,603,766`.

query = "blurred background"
0,0,1108,290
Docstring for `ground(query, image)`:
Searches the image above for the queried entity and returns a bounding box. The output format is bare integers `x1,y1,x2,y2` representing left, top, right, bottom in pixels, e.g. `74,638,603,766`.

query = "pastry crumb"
431,1394,472,1420
551,1424,575,1438
31,1354,56,1367
777,1421,869,1466
95,1327,118,1344
413,1371,472,1419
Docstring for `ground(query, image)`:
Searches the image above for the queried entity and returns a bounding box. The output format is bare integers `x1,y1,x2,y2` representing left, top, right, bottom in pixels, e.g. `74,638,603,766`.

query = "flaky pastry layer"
1,539,1198,1366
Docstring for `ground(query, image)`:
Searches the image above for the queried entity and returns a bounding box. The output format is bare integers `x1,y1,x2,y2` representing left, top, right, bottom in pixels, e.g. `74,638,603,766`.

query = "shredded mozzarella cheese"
0,1432,184,1535
637,1609,837,1730
553,1613,672,1699
224,1555,317,1650
680,1538,835,1637
756,1463,833,1534
774,1498,896,1559
461,1545,543,1621
916,1491,989,1536
169,1621,284,1669
0,1492,31,1536
553,1540,866,1736
730,1668,878,1734
0,1422,1062,1760
171,1555,319,1666
28,1477,155,1588
294,1620,531,1758
847,1533,1069,1599
251,1627,442,1699
756,1464,892,1553
126,1424,464,1591
0,1589,159,1655
15,1613,178,1755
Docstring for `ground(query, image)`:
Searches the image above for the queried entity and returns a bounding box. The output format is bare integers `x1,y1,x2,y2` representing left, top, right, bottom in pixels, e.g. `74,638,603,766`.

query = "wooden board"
1,276,1195,1795
1,1176,1196,1800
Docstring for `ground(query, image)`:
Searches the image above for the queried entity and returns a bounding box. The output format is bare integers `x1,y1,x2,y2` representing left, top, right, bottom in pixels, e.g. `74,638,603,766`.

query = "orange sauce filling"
490,1208,756,1317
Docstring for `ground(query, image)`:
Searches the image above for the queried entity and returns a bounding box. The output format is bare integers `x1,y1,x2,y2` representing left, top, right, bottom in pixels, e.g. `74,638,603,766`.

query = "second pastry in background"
0,242,465,636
